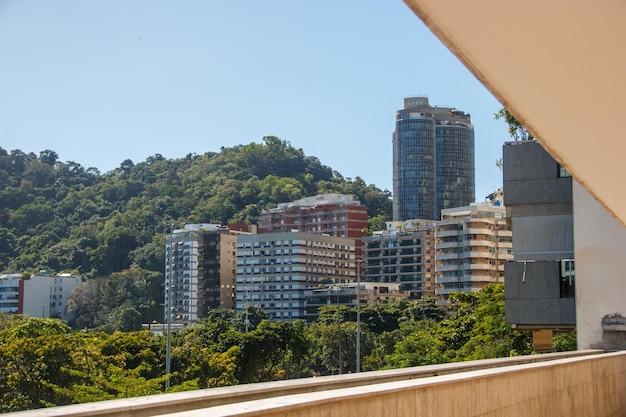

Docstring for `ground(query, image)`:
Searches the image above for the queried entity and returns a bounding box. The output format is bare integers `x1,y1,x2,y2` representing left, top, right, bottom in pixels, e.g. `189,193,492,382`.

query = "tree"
494,108,533,141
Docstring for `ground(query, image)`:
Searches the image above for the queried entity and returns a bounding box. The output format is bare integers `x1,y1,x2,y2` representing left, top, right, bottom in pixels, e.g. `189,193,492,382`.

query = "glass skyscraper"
393,96,475,221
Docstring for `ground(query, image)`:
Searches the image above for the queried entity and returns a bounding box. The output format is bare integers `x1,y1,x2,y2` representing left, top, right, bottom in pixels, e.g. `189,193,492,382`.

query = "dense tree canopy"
0,285,576,413
0,137,392,277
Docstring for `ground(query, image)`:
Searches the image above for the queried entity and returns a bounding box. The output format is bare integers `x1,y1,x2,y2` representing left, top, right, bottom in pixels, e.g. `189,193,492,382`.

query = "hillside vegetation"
0,136,392,278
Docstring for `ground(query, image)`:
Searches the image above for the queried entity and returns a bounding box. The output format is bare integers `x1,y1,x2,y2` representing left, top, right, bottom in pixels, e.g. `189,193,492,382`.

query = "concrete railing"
11,350,620,417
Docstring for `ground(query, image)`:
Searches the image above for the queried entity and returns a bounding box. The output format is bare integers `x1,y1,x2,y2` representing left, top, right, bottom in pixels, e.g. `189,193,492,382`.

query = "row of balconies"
436,263,503,273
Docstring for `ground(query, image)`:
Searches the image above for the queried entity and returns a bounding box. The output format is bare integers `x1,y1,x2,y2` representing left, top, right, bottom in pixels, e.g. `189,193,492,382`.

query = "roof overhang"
404,0,626,226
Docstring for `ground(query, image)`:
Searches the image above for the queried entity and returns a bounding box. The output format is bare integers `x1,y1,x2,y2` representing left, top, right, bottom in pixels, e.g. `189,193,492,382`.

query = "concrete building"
435,203,512,300
236,231,356,321
362,220,436,299
304,282,407,322
392,96,475,221
259,194,367,259
502,141,575,340
0,274,22,314
165,224,248,325
19,271,82,321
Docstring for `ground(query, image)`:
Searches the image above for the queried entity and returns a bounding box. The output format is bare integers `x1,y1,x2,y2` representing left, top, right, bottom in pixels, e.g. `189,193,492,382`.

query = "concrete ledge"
8,350,602,417
163,350,626,417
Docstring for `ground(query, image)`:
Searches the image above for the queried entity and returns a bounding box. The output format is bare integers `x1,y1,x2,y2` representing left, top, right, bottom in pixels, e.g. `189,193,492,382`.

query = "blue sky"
0,1,507,200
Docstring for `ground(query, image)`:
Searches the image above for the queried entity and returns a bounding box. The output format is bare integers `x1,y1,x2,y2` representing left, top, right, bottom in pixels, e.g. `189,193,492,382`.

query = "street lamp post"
165,223,174,390
337,286,342,375
356,259,361,373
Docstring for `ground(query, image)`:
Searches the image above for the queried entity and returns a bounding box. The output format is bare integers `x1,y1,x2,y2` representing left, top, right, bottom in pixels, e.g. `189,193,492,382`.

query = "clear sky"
0,1,508,200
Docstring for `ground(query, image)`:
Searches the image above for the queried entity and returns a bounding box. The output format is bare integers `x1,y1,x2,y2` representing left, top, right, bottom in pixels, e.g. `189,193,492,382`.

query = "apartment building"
0,274,21,314
362,220,436,299
236,231,355,321
435,203,512,300
19,271,82,321
165,224,249,324
259,194,367,259
304,282,407,322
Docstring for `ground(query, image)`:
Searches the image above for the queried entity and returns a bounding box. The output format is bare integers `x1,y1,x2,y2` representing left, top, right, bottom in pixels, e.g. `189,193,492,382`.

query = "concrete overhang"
404,0,626,227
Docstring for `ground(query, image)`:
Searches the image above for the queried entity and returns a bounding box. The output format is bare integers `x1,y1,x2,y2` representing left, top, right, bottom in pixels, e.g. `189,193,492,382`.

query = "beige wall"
204,352,626,417
219,233,237,309
574,181,626,349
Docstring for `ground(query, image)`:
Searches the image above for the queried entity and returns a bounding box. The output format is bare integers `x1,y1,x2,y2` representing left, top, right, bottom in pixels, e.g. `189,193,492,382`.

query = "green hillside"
0,136,391,277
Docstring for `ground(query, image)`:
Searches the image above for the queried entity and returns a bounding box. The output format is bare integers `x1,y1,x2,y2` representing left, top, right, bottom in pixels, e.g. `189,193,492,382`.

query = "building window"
557,163,571,178
560,259,575,298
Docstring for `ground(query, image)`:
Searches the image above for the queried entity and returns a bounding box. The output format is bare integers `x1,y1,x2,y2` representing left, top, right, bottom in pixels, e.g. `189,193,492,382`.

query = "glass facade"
436,124,475,215
393,97,475,221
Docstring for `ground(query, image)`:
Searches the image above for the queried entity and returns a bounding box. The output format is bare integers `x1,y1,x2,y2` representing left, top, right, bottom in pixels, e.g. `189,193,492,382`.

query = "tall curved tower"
393,96,475,221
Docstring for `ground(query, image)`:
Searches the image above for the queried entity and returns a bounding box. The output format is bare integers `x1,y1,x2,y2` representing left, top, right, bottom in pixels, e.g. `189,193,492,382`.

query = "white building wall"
574,181,626,349
22,273,82,320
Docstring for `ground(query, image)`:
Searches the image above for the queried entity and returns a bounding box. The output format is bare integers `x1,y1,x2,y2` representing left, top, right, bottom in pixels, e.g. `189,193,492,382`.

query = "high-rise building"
259,194,368,259
236,231,356,321
165,224,249,324
392,96,475,221
434,203,512,301
362,219,436,299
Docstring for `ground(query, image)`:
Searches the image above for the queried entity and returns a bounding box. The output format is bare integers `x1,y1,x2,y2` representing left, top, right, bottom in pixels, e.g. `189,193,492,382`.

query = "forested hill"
0,136,392,277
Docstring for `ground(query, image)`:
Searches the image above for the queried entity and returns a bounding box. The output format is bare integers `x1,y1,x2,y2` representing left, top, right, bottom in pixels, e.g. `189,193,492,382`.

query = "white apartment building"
20,271,82,320
435,203,512,300
236,231,356,321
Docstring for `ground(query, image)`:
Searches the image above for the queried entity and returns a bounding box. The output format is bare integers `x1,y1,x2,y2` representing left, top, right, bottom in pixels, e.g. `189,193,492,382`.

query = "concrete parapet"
7,351,626,417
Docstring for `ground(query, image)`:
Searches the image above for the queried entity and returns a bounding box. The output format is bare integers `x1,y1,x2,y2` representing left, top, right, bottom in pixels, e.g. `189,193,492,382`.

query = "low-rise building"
304,282,407,322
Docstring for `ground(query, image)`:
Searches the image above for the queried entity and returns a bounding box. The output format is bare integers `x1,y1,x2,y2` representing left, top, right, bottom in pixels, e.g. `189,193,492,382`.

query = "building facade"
502,141,575,334
362,220,436,299
19,271,82,321
259,194,367,259
304,282,407,322
392,96,475,221
165,224,245,324
435,203,512,300
236,231,356,321
0,274,22,314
